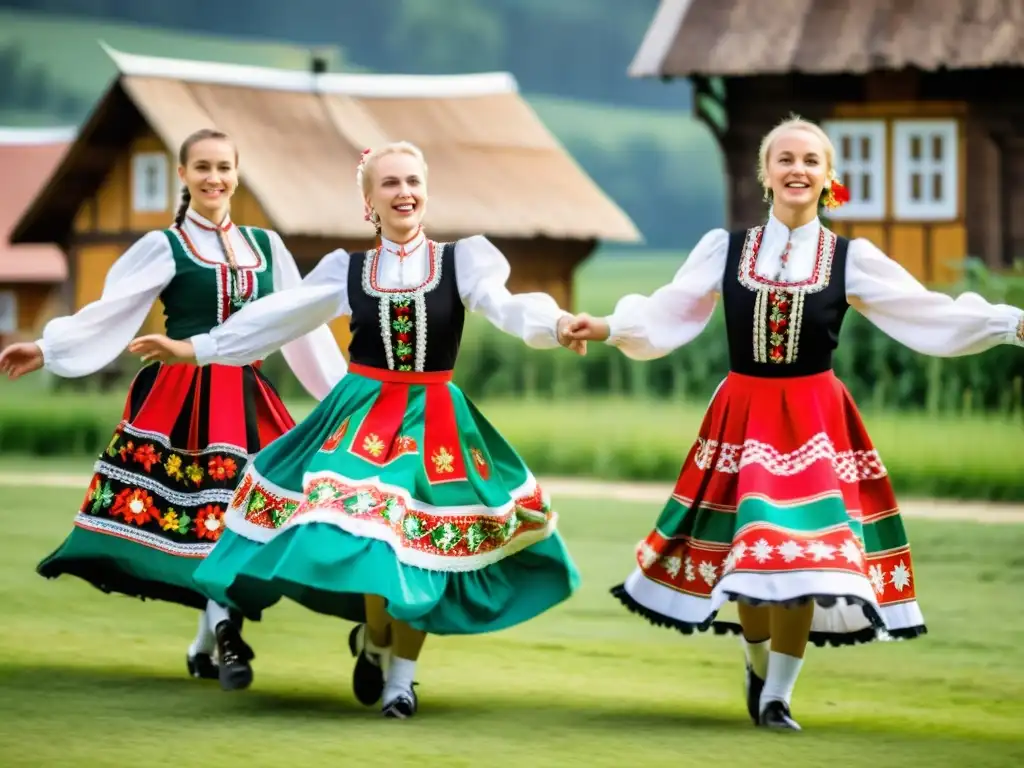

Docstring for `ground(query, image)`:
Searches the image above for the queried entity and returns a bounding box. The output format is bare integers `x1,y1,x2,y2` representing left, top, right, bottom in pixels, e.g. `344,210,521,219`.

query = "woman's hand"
565,313,611,342
127,335,197,364
556,315,588,355
0,342,44,380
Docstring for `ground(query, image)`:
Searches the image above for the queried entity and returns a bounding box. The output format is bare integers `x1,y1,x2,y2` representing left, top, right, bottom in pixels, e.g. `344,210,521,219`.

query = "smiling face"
765,127,829,213
364,150,427,241
177,136,238,221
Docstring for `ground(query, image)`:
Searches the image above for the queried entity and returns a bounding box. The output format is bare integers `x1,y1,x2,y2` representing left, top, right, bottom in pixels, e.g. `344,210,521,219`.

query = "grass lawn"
574,249,684,313
0,479,1022,766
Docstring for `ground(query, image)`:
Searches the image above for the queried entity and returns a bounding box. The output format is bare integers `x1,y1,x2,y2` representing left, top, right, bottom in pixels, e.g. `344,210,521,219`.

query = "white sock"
188,611,215,656
382,656,416,706
760,651,804,713
743,637,769,679
205,599,231,632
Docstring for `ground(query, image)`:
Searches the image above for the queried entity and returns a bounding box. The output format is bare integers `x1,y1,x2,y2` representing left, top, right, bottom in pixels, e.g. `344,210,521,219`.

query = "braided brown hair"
173,128,236,227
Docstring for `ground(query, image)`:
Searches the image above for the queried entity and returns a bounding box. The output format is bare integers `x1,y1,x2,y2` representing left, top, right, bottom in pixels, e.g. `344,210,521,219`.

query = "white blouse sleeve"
267,232,349,400
191,248,351,367
38,230,175,377
604,228,727,360
846,238,1024,356
454,236,571,349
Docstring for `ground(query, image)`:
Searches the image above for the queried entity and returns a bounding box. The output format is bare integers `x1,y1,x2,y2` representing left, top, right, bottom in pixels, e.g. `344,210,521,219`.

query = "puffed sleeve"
267,232,348,400
38,230,175,377
604,228,728,360
454,235,571,349
191,248,351,367
846,238,1024,356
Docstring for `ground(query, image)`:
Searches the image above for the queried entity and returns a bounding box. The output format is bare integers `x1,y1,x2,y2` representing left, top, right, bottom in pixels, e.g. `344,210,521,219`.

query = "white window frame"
821,119,887,220
0,290,17,333
892,119,959,221
131,151,170,213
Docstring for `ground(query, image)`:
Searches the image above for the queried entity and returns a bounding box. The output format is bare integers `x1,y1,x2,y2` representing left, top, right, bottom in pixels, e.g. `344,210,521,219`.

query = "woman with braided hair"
128,140,584,719
0,128,346,691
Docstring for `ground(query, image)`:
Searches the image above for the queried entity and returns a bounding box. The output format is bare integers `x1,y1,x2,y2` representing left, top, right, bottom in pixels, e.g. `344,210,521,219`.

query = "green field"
0,472,1022,766
574,249,683,312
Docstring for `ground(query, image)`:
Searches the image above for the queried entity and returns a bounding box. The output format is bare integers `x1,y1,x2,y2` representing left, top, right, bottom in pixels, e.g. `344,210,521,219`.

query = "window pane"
911,173,922,200
843,171,852,193
910,135,922,160
932,135,944,160
861,172,871,201
860,136,871,161
932,172,943,201
841,135,851,160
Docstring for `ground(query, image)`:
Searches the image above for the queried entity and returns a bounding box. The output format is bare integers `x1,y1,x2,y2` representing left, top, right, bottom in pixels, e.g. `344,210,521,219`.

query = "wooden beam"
832,101,969,118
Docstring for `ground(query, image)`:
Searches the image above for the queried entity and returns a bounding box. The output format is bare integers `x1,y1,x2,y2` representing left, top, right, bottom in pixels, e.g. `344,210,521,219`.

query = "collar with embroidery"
380,229,426,260
186,208,233,232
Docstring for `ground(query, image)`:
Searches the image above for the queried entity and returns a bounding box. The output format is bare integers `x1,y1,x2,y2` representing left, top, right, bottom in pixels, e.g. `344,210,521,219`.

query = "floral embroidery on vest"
741,225,835,365
360,240,446,372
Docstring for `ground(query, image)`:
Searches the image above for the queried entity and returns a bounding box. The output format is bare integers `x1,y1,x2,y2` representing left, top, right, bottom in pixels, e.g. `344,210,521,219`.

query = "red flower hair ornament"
822,170,850,210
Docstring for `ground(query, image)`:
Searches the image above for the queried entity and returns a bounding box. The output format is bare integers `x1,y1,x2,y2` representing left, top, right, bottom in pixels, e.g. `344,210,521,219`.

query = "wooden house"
0,127,73,345
11,44,640,356
630,0,1024,284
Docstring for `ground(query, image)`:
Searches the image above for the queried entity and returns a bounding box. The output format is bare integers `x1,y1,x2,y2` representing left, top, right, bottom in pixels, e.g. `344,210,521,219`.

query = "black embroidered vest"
346,241,465,372
722,226,850,377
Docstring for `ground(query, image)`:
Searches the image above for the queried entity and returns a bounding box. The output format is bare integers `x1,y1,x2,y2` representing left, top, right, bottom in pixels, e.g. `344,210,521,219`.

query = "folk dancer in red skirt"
565,116,1024,731
0,128,345,691
128,141,585,719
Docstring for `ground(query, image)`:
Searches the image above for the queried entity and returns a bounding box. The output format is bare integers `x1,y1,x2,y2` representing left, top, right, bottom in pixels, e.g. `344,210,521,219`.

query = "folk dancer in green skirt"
565,116,1024,731
128,141,585,718
0,128,346,691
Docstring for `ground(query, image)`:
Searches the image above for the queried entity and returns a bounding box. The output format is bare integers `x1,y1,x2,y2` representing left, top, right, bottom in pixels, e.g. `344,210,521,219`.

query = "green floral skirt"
194,364,581,634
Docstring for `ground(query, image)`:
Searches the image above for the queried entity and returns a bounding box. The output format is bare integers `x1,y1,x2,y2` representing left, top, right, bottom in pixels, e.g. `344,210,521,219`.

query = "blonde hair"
757,114,837,199
356,141,428,197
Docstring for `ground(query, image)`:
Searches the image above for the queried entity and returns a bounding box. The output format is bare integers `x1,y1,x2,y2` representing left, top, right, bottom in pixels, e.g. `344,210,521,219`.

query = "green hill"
0,8,350,98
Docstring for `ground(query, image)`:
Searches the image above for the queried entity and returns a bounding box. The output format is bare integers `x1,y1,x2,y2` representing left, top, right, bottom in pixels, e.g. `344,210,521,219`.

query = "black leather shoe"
215,620,254,691
186,651,218,680
382,686,418,719
745,663,765,724
759,700,801,731
348,624,386,706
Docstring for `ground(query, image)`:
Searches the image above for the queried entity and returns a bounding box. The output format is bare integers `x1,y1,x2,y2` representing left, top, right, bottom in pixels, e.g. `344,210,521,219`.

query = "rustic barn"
0,127,73,345
12,44,640,357
630,0,1024,284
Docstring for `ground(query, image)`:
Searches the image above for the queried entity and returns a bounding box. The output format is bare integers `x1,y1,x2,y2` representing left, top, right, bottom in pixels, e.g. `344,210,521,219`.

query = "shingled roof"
14,44,640,245
630,0,1024,78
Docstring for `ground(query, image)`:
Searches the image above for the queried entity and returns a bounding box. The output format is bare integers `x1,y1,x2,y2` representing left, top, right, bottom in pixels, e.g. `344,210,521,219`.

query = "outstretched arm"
455,236,580,352
130,249,352,367
269,233,349,399
1,231,174,379
847,238,1024,356
568,229,727,360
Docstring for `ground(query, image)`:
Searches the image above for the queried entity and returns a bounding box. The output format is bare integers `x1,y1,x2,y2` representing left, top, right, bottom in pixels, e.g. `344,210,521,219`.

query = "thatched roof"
631,0,1024,78
14,45,639,245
